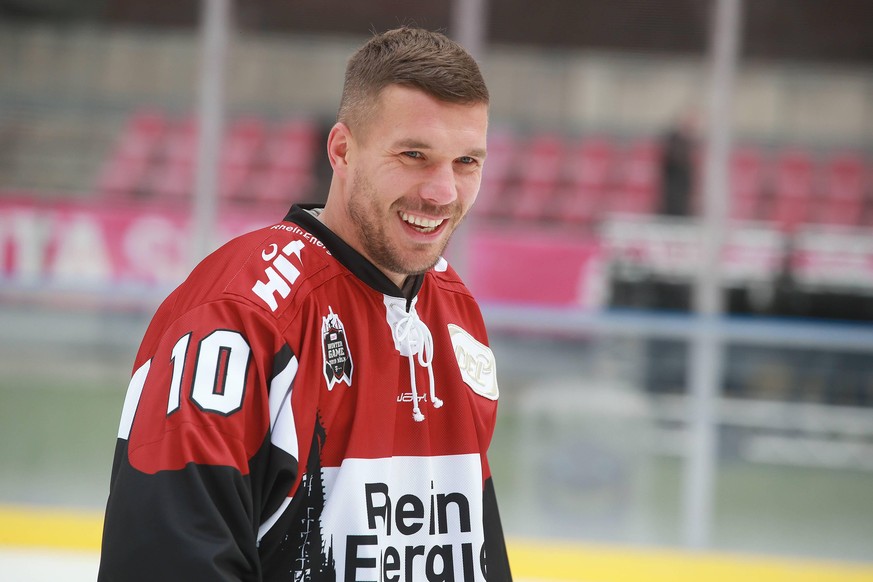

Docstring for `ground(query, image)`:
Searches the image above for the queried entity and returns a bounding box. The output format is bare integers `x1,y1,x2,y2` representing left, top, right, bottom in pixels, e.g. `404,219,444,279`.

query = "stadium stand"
92,108,872,232
95,110,320,207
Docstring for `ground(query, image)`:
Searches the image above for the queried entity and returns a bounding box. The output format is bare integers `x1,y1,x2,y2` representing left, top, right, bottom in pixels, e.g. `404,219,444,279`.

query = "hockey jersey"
98,205,512,581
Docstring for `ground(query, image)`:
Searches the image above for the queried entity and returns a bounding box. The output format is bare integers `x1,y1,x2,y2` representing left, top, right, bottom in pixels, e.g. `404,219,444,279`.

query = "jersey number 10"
166,329,252,417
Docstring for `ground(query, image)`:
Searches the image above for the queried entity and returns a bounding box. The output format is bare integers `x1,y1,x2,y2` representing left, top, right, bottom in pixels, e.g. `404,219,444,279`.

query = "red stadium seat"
476,128,519,218
818,152,867,226
512,182,556,221
550,137,616,225
566,137,616,191
221,117,267,167
117,110,168,160
502,133,564,221
609,139,661,215
553,183,600,226
148,160,194,200
219,117,267,200
96,156,151,198
517,133,565,188
263,117,319,172
728,146,767,221
160,116,198,166
219,163,252,201
96,109,169,199
248,166,314,205
769,148,816,230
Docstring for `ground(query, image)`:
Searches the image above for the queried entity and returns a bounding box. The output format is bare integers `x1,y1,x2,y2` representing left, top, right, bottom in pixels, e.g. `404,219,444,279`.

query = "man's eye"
403,151,423,159
457,156,476,165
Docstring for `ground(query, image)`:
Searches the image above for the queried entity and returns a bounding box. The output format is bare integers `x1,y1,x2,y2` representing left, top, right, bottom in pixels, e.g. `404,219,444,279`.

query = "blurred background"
1,0,872,580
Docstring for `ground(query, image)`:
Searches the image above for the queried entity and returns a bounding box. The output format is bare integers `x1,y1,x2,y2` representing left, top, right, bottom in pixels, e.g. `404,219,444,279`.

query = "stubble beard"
347,169,462,279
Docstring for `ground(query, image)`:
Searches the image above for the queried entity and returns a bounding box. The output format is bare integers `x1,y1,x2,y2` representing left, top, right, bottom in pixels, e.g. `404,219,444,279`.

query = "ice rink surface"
0,548,99,582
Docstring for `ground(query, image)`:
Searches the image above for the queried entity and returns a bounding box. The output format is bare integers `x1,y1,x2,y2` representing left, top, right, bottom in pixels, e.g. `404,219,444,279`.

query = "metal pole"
682,0,743,549
191,0,231,266
452,0,487,60
449,0,488,281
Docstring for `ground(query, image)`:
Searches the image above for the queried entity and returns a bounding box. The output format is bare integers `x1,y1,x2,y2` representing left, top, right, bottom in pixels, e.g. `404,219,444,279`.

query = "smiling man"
98,27,512,581
322,42,489,287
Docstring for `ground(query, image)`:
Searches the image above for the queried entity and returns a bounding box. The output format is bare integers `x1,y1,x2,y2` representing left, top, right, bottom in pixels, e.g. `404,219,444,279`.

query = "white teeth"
400,212,444,230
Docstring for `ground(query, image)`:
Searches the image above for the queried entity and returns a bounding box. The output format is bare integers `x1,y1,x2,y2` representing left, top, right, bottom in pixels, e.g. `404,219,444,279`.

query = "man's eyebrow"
393,139,487,159
394,139,430,151
466,148,487,159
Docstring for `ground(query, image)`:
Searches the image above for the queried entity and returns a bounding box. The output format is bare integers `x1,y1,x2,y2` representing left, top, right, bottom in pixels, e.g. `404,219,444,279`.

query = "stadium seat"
121,110,169,154
476,128,518,218
221,116,267,167
517,133,565,188
160,116,198,167
769,148,816,230
818,152,867,226
148,160,194,200
219,116,267,200
728,146,767,221
565,137,616,192
263,117,319,173
552,183,600,226
512,181,556,221
96,156,151,199
219,163,252,201
609,139,661,215
248,166,314,205
509,133,567,221
95,109,168,199
243,117,319,205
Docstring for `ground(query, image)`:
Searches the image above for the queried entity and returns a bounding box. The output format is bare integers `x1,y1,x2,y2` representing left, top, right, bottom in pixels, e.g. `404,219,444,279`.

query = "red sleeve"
126,300,277,474
98,299,299,582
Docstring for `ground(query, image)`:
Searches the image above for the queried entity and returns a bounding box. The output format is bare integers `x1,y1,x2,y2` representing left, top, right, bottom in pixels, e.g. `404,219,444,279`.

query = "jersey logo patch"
448,324,498,400
252,239,305,312
322,306,353,391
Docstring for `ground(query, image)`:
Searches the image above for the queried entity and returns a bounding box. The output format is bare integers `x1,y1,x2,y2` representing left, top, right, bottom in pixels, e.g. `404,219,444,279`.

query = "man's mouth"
399,211,445,234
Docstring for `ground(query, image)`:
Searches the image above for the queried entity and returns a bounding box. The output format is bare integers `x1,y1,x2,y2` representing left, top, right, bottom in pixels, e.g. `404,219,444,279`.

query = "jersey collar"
284,204,425,301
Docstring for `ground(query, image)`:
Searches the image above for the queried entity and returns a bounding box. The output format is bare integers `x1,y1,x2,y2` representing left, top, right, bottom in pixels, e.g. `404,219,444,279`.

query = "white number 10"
167,330,251,416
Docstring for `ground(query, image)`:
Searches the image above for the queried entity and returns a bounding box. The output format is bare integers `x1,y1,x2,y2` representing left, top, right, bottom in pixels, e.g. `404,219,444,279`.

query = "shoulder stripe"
269,345,298,458
117,360,150,440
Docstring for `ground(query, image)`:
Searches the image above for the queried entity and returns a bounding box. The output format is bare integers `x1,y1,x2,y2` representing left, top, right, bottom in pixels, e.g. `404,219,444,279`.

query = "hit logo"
252,239,305,311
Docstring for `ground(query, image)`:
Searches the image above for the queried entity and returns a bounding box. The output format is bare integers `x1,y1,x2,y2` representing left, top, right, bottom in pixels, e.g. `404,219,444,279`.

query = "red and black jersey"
98,205,512,581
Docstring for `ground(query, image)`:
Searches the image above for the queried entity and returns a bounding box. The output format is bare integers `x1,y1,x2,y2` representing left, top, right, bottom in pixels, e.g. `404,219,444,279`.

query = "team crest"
321,306,353,390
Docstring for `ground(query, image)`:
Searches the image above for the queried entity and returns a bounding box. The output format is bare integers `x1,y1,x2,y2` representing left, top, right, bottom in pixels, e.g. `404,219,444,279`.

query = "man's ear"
326,122,352,176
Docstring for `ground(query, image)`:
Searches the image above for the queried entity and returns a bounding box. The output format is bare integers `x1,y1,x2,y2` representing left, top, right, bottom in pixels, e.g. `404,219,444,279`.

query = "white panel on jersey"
117,360,151,439
320,454,487,582
268,354,299,457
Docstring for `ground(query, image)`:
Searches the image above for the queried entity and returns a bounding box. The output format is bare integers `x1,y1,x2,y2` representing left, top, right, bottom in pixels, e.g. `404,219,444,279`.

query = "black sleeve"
483,476,513,581
98,441,263,582
98,316,300,581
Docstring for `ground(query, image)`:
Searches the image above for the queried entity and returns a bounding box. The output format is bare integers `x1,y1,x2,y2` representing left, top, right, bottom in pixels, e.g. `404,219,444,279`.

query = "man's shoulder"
216,220,344,316
425,256,473,293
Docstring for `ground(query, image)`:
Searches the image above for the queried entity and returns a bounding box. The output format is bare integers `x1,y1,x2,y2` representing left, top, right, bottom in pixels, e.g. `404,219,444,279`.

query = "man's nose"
419,163,458,206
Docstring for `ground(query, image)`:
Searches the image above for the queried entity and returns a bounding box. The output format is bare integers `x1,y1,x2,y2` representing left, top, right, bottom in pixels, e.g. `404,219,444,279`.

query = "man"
658,110,698,217
99,27,513,581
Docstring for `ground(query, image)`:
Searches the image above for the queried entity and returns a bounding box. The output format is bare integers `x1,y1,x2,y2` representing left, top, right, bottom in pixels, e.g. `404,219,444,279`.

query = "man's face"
341,85,488,285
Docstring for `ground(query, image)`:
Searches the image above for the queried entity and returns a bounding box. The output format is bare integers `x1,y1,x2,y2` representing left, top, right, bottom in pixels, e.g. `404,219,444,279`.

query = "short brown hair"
338,27,489,133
